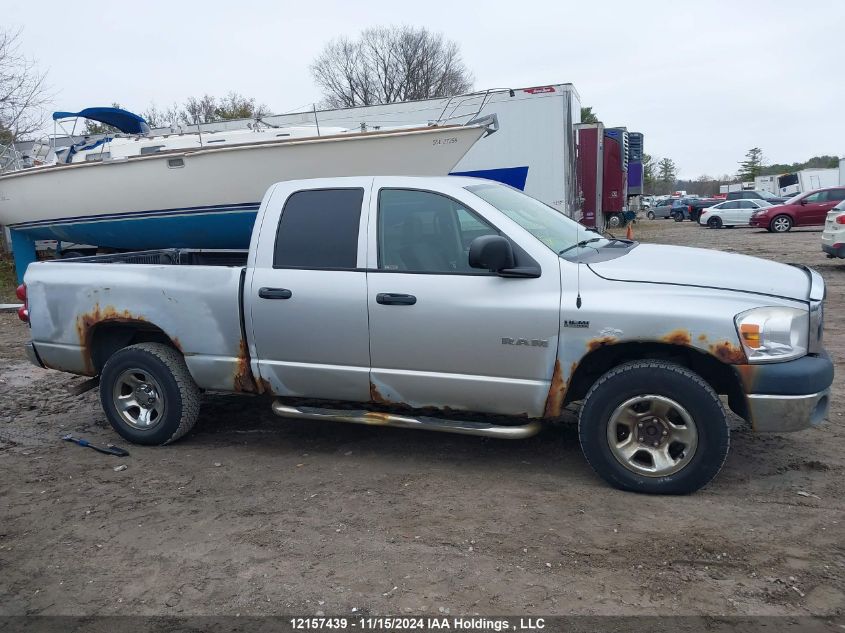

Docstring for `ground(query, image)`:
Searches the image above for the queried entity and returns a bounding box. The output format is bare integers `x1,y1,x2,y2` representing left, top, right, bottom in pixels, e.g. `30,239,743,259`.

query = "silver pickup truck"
19,176,833,494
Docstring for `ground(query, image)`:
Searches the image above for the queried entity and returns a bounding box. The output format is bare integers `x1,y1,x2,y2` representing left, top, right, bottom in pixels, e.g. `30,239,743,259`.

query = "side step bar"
271,401,542,440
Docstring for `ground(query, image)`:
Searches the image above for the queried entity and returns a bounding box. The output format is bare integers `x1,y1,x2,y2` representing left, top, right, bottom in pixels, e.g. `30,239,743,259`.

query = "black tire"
646,211,655,220
578,360,729,494
672,212,684,222
770,214,793,233
707,216,723,229
100,342,201,445
606,213,622,228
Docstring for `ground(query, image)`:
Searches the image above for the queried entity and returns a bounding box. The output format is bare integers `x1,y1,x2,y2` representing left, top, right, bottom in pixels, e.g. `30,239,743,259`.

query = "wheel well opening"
564,342,748,420
88,322,179,374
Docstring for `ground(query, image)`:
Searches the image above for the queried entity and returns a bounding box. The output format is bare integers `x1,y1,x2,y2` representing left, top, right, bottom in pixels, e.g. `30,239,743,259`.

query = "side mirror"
800,198,807,205
469,235,514,272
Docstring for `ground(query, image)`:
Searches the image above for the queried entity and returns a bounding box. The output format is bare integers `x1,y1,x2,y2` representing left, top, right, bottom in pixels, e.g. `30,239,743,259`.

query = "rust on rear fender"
76,303,148,375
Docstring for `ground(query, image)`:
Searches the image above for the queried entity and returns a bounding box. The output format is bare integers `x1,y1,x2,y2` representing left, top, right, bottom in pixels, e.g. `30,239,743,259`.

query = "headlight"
735,307,809,363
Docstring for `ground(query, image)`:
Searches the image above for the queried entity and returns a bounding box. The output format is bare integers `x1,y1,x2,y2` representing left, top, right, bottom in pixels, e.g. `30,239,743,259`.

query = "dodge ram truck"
19,176,833,494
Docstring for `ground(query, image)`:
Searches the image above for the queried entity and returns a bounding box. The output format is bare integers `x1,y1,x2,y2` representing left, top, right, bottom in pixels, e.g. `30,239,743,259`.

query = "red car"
749,186,845,232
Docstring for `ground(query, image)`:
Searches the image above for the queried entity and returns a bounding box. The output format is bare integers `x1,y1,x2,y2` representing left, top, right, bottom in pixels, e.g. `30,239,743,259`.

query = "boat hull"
1,125,484,252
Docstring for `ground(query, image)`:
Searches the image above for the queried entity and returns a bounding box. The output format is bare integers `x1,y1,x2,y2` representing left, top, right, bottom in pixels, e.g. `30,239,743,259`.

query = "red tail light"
835,215,845,225
16,283,29,323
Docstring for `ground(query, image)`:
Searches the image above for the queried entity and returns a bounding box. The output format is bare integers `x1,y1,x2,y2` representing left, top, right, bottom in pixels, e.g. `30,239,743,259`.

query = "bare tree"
311,26,474,108
0,27,50,143
141,102,182,128
180,94,218,125
178,92,268,125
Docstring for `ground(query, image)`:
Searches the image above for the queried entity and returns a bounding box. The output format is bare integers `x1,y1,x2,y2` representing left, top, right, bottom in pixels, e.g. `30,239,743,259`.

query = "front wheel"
672,212,684,222
770,214,793,233
606,213,622,228
578,360,729,494
100,343,201,445
707,216,723,229
646,211,656,220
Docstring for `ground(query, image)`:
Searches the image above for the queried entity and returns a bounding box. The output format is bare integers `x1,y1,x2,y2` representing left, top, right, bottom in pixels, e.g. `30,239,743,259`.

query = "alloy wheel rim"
606,394,698,477
773,217,790,231
112,368,166,430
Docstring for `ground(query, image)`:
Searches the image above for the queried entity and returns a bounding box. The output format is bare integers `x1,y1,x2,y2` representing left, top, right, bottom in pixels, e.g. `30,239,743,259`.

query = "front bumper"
736,352,834,432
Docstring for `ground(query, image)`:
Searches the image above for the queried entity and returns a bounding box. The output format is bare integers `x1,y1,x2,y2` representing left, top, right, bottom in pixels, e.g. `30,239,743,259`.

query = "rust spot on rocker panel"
76,303,147,375
710,340,747,364
233,338,259,393
662,329,692,346
586,336,617,352
369,382,391,405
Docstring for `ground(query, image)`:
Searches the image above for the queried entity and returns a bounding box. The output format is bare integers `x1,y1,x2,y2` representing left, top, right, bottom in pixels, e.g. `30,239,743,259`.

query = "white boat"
0,107,493,278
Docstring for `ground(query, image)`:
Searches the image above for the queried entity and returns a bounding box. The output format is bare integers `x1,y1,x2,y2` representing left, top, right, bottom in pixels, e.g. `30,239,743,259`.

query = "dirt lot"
0,220,843,618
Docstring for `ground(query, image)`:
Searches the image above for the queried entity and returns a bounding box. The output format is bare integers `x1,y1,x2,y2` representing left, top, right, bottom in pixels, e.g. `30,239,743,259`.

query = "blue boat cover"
52,107,150,135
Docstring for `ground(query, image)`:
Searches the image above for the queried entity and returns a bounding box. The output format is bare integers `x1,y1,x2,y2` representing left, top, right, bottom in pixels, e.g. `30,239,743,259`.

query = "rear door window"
274,189,364,269
825,189,845,202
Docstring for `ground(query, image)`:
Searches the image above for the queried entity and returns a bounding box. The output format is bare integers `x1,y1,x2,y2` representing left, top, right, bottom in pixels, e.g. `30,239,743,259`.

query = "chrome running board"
271,401,542,439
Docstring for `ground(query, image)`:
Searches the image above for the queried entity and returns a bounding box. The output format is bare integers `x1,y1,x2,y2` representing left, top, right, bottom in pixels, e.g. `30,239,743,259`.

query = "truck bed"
26,252,253,392
60,248,249,267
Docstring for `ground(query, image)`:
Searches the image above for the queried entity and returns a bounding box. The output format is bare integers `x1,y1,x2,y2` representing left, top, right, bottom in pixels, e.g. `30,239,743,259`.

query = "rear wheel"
606,213,622,228
707,216,723,229
578,360,730,494
770,215,793,233
100,343,200,445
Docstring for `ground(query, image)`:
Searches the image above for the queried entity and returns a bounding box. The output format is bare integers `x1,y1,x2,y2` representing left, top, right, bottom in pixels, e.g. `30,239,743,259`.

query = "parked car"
750,187,845,232
19,176,832,495
685,198,722,222
726,189,789,204
647,198,675,219
821,199,845,258
699,199,773,228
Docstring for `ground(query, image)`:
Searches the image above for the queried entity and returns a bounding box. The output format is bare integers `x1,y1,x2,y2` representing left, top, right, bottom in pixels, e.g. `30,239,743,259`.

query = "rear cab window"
273,189,364,269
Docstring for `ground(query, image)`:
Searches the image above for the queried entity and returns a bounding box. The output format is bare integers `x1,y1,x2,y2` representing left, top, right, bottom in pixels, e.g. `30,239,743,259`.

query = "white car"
821,200,845,258
698,199,773,228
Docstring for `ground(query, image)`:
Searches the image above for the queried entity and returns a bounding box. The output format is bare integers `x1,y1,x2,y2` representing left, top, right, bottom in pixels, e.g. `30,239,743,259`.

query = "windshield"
757,190,780,200
465,182,607,253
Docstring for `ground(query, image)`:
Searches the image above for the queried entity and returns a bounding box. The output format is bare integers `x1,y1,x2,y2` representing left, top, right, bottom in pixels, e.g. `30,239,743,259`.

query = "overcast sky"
6,0,843,178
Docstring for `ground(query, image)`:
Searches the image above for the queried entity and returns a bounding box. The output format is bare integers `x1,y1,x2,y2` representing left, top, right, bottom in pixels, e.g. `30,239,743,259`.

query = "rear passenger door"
247,183,372,402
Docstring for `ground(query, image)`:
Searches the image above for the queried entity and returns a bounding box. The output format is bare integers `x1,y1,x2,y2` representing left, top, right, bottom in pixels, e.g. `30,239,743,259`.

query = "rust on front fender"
543,359,578,418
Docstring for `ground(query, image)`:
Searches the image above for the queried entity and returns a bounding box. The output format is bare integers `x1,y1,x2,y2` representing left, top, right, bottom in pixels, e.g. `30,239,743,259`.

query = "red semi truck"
576,123,629,230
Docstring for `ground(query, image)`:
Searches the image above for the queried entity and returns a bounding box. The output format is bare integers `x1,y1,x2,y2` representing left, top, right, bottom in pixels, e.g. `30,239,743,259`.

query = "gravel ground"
0,220,842,617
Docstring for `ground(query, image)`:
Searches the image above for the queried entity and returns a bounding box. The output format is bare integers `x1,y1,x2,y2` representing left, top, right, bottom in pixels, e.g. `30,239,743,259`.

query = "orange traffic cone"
626,222,634,240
